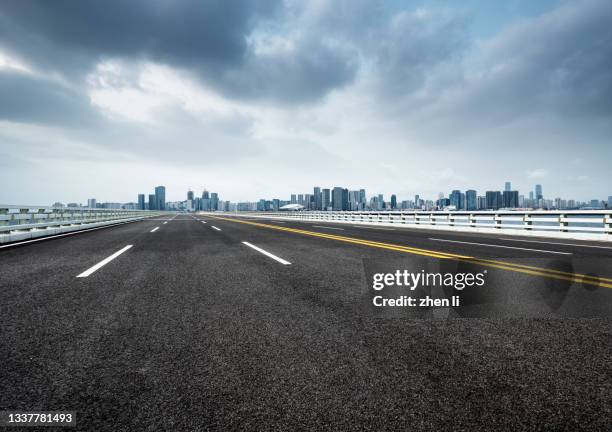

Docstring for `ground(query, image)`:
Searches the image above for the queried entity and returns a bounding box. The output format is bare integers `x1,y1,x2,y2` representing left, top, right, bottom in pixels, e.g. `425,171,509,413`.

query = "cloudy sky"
1,0,610,204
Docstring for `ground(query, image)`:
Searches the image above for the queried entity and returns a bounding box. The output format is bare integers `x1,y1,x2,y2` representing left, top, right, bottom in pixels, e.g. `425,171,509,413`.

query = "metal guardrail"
0,205,167,244
207,210,612,242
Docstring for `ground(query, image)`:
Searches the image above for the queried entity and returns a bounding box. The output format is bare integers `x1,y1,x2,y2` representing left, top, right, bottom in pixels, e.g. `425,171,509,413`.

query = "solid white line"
312,225,345,231
76,245,133,278
212,226,221,231
0,220,138,249
201,221,207,224
163,221,168,224
499,238,612,250
150,227,159,232
429,238,572,255
242,241,291,265
351,225,396,231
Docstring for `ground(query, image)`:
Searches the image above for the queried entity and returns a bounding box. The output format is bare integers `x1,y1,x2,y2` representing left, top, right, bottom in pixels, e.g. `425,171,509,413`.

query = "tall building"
138,194,145,210
449,190,464,210
322,189,331,210
349,190,360,210
390,194,397,209
201,189,210,211
505,182,511,192
608,196,612,208
210,193,219,211
332,187,348,211
486,191,502,210
503,190,519,208
466,190,477,211
313,187,322,210
87,198,97,209
155,186,166,211
290,194,297,204
535,184,543,200
359,189,367,207
187,190,194,201
148,194,156,210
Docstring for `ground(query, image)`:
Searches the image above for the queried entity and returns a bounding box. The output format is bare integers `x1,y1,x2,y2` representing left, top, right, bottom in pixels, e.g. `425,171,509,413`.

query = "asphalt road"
1,214,610,431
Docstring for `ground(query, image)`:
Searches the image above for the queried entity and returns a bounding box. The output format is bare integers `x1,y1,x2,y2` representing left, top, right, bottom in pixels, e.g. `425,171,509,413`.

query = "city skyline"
10,178,612,208
54,181,612,212
1,1,611,204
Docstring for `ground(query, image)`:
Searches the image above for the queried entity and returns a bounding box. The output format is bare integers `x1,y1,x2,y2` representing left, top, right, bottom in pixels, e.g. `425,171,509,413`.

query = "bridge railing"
0,205,166,244
205,210,612,241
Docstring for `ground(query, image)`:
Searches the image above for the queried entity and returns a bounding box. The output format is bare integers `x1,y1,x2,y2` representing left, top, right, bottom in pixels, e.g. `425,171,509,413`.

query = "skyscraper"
314,187,322,210
332,187,348,211
535,184,543,200
148,194,156,210
290,194,297,204
322,189,330,210
304,194,312,210
390,194,397,209
486,191,502,210
138,194,145,210
155,186,166,211
187,190,194,201
210,193,219,211
359,189,366,207
466,190,477,211
201,189,210,211
349,190,360,210
87,198,96,209
503,190,519,208
450,190,463,210
505,182,511,192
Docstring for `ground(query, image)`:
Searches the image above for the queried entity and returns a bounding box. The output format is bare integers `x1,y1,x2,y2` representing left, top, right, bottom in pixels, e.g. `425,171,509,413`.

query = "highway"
1,214,610,430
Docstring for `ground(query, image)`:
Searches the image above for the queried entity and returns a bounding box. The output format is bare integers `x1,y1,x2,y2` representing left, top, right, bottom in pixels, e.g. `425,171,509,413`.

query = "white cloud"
527,169,549,179
0,50,31,73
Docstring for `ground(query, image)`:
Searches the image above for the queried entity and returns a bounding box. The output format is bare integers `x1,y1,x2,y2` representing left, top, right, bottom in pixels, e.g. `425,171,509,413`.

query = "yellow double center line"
211,216,612,289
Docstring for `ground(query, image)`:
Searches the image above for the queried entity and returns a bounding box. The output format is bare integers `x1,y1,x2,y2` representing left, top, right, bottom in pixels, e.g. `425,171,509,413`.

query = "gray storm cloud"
0,0,610,203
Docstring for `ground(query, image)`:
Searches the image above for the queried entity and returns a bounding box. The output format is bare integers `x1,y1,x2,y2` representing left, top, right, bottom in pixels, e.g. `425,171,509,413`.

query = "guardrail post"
559,214,568,233
469,214,476,228
0,207,7,228
494,213,502,229
523,214,532,231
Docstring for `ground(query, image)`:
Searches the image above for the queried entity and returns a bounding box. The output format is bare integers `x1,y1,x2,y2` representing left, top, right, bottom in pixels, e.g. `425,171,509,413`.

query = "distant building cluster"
165,189,229,212
137,186,166,211
235,182,611,212
51,182,612,212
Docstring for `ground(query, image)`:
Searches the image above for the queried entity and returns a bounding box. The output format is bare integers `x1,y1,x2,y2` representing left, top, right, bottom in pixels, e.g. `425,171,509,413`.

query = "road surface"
1,214,610,430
